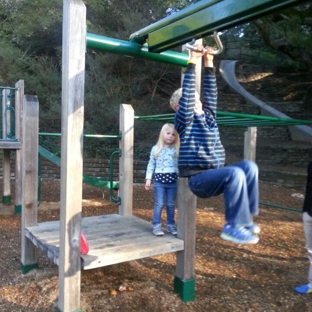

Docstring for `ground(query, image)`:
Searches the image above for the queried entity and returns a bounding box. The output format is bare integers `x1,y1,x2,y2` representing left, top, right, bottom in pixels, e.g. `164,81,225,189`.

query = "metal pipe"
259,201,301,213
129,0,221,44
86,33,189,67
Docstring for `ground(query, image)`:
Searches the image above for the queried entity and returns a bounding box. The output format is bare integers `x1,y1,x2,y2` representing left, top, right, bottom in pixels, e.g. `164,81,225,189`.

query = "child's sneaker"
245,223,261,234
220,224,259,245
167,225,177,235
153,225,164,236
295,284,312,294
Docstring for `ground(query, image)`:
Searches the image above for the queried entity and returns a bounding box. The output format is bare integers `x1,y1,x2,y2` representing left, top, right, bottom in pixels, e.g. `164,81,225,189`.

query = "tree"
253,3,312,71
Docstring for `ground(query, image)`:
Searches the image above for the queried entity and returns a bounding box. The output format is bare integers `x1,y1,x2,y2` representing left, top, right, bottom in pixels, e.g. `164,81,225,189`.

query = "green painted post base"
20,262,38,274
2,195,11,204
174,276,195,302
14,204,22,214
56,307,82,312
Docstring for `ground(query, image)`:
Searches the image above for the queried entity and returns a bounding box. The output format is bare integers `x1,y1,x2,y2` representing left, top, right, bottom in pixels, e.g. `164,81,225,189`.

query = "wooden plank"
21,95,39,267
58,0,86,311
119,104,134,216
244,127,257,162
82,238,183,270
0,140,21,149
25,214,184,270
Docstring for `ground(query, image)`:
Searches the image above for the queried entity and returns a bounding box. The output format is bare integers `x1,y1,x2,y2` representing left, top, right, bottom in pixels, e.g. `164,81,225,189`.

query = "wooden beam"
244,127,257,162
174,42,201,301
21,95,39,272
119,104,134,216
174,178,197,301
0,140,21,149
58,0,86,311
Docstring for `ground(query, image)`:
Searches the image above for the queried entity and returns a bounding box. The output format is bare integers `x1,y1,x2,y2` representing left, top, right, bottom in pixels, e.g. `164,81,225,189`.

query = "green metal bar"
6,105,15,138
86,33,188,67
129,0,222,44
216,111,312,124
137,0,309,52
39,132,122,139
135,112,312,127
0,86,19,90
259,201,301,213
109,149,122,204
38,152,41,207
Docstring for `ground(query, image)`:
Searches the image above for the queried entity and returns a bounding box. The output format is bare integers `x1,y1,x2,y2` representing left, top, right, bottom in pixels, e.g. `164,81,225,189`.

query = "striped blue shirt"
174,65,225,177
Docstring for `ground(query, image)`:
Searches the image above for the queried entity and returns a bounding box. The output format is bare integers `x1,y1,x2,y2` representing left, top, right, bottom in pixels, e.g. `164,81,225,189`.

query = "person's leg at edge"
295,212,312,294
165,181,178,234
152,182,165,236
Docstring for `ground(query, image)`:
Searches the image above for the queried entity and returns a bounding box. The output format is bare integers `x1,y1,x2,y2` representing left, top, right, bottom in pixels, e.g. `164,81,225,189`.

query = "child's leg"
230,160,259,217
188,166,252,227
152,182,165,226
164,182,178,227
303,212,312,287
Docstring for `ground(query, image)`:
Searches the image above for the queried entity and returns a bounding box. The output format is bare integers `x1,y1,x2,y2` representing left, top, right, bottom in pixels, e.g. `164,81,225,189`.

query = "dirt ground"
0,179,311,312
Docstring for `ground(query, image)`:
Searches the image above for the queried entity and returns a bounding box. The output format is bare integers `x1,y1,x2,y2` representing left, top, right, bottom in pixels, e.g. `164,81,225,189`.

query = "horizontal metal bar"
86,33,188,67
142,0,308,52
129,0,222,44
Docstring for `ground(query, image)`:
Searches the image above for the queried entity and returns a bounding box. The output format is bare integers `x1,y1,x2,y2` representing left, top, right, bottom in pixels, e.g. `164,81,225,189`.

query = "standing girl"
145,123,180,236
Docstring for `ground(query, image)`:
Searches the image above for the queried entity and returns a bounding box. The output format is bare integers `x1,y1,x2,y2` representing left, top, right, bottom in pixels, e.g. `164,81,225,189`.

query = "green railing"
135,111,312,127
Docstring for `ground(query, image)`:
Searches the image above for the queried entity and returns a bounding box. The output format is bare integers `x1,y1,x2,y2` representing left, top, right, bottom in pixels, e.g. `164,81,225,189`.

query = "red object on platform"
80,232,89,255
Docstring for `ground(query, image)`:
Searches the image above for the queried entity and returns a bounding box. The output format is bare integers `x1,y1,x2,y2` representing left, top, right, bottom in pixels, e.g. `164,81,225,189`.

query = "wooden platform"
0,140,21,149
25,214,184,270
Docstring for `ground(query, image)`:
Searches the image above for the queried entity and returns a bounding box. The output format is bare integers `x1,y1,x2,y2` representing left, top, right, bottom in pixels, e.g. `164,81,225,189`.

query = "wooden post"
58,0,86,311
244,127,257,162
174,178,197,301
119,104,134,216
174,39,201,302
21,95,39,273
2,89,11,204
14,80,24,214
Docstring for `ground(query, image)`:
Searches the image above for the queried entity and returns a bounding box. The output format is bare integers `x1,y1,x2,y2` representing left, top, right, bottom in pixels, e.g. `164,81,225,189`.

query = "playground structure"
219,60,312,143
0,0,310,311
0,82,23,213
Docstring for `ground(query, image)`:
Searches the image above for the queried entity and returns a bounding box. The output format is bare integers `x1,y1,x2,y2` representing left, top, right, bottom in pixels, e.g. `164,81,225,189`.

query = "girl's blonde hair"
154,123,180,159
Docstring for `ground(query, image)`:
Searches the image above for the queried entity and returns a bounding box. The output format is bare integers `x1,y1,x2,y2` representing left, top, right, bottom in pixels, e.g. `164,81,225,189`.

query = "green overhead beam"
129,0,222,45
130,0,308,53
86,33,188,67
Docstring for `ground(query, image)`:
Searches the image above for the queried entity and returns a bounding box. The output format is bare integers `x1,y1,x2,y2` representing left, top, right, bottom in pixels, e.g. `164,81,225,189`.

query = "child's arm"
202,47,218,115
145,146,156,190
175,47,205,126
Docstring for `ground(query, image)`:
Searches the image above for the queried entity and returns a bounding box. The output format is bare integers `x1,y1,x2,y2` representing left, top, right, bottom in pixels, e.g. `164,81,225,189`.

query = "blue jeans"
153,181,178,227
188,160,259,228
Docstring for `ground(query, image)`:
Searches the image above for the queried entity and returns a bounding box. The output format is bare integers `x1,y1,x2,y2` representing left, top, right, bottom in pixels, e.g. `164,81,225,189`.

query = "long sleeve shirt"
174,64,225,177
145,145,179,181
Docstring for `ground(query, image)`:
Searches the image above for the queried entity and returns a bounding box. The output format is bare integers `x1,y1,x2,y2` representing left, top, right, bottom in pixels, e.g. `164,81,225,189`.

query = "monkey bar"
130,0,308,53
